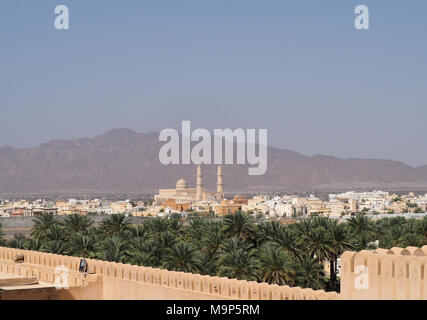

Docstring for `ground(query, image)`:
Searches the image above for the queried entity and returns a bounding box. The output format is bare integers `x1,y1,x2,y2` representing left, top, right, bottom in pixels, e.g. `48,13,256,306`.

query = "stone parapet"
0,246,338,300
341,245,427,300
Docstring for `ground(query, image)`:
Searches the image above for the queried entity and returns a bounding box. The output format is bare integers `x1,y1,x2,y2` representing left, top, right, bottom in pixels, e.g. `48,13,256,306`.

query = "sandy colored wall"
341,245,427,300
0,246,338,300
3,245,427,300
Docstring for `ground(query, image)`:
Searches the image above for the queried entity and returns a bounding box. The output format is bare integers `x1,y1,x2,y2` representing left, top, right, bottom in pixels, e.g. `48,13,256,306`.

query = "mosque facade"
154,165,224,204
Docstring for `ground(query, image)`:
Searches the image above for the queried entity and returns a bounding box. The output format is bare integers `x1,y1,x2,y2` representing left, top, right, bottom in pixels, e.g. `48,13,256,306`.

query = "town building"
154,165,225,204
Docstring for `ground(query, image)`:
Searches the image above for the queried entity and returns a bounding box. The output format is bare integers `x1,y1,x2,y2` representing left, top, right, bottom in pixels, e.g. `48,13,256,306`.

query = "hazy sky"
1,1,426,166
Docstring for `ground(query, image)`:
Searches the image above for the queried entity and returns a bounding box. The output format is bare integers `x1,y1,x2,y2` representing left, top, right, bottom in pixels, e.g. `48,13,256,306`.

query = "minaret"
216,165,224,199
196,165,203,200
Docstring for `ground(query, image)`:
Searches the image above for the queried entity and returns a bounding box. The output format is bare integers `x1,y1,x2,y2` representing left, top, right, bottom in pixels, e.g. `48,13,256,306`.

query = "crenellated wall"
4,245,427,300
341,245,427,300
0,246,339,300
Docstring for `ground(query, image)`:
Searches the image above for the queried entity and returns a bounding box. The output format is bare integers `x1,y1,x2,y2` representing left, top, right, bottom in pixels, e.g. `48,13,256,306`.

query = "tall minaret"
216,165,224,199
196,165,203,200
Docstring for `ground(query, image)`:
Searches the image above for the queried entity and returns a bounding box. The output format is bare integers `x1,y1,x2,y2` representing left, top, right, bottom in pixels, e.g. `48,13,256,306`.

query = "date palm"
69,233,96,258
400,233,423,247
46,224,65,242
97,237,128,262
258,243,296,286
371,221,386,243
274,228,302,261
348,213,372,234
41,240,68,255
327,222,354,290
128,251,157,267
299,227,332,263
201,229,225,258
167,216,184,237
353,232,376,251
0,223,3,246
158,231,178,258
292,219,313,237
126,238,162,267
415,217,427,244
223,211,256,242
186,218,206,247
296,257,327,290
218,247,259,281
26,238,43,251
257,221,283,245
144,218,169,237
121,224,148,241
62,214,94,240
162,242,202,273
220,237,249,252
9,234,27,249
100,214,131,236
31,212,59,242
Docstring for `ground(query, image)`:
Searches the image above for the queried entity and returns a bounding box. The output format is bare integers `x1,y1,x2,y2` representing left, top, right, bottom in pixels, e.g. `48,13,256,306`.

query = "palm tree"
371,221,386,243
220,237,249,252
167,216,184,237
353,232,376,251
292,219,313,238
124,235,162,267
274,227,302,260
400,233,423,247
0,223,4,246
258,243,296,286
162,242,202,273
128,251,157,267
31,213,58,242
26,238,43,251
299,227,332,263
201,228,225,258
186,218,206,248
41,240,68,254
144,218,169,237
46,224,65,243
327,222,354,290
97,237,128,262
296,257,327,290
415,217,427,244
100,214,131,236
256,221,283,245
69,233,96,258
9,234,27,249
198,251,219,276
62,214,94,240
158,231,178,257
389,225,405,247
223,211,256,242
348,213,372,234
121,224,148,241
218,247,259,281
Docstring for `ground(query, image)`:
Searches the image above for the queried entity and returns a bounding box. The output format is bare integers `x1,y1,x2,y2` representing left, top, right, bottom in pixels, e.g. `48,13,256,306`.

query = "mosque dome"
176,179,187,190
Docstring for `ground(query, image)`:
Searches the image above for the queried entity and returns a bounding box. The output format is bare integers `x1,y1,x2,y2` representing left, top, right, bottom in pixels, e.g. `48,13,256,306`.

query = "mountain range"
1,128,427,194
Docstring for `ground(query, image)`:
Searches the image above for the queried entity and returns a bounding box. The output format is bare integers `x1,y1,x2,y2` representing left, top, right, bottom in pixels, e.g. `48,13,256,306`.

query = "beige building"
154,166,224,204
330,201,345,217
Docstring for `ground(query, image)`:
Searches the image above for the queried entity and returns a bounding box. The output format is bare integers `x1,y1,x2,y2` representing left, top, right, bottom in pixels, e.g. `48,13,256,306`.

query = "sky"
0,0,426,166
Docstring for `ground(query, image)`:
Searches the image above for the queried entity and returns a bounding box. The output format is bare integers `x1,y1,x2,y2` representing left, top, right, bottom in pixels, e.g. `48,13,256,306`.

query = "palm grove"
1,212,426,292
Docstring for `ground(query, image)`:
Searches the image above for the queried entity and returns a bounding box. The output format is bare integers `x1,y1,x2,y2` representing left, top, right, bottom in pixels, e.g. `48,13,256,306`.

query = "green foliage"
1,212,426,293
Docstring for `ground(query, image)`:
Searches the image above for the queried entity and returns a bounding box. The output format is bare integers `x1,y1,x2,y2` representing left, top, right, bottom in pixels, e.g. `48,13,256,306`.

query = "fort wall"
340,245,427,300
0,246,339,300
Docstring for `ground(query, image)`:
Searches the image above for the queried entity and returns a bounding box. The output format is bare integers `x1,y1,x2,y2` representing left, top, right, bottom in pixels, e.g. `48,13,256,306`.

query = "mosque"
154,165,224,204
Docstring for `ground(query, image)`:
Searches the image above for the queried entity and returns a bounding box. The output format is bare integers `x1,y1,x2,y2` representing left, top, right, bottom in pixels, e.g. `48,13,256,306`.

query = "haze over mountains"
1,128,427,194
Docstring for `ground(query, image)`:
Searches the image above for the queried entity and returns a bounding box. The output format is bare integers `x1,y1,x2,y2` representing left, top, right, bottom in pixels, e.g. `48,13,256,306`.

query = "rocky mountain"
0,128,427,194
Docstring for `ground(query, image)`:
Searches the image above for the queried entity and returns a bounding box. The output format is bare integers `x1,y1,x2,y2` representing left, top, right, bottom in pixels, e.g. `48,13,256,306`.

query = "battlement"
341,245,427,300
0,246,338,300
